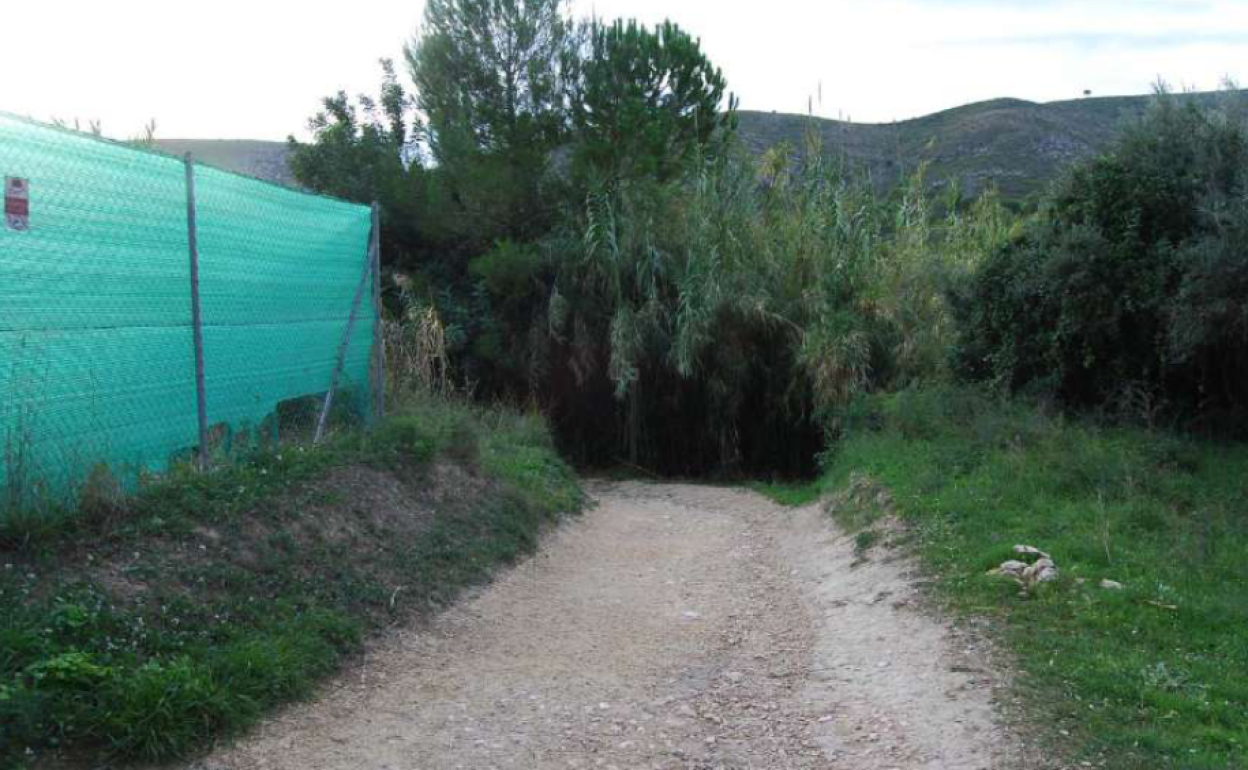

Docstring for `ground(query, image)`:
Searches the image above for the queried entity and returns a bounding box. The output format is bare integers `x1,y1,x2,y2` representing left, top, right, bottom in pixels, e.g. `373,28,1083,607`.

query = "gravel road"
191,481,1019,769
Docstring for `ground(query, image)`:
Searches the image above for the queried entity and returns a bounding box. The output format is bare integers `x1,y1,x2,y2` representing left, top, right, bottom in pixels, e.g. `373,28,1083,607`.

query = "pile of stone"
989,545,1058,589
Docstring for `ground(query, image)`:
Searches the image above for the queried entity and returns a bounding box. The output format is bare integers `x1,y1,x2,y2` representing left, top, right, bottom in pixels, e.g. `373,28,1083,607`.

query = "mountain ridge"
155,88,1244,200
738,89,1243,199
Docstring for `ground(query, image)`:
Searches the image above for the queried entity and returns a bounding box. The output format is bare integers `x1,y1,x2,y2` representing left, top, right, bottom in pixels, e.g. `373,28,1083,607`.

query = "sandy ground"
189,481,1021,770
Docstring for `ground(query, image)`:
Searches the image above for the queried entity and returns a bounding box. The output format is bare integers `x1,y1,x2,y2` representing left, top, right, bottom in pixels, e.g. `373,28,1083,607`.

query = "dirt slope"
189,482,1022,769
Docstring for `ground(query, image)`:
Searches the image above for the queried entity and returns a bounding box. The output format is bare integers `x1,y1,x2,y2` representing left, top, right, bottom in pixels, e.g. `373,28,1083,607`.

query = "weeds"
383,286,451,400
852,529,880,556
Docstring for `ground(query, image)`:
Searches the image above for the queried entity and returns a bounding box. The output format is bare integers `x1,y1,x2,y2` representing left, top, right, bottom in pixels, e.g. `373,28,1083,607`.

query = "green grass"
758,386,1248,770
748,480,821,508
0,395,583,767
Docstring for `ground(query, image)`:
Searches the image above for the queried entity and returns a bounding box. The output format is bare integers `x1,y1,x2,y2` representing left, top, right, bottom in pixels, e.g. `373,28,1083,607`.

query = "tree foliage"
568,19,737,183
405,0,573,245
532,143,1010,475
291,10,1019,475
287,60,429,271
953,89,1248,431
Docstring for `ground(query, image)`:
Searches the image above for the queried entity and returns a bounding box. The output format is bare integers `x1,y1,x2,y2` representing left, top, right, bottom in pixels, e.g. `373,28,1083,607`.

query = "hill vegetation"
274,0,1245,480
159,89,1241,205
740,89,1242,200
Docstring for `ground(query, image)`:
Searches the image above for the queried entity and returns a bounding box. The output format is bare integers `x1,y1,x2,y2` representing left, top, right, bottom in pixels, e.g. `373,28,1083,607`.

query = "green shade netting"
0,112,374,499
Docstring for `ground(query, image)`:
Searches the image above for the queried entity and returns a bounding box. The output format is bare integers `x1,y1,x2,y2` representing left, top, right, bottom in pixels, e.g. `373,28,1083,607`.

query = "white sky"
4,0,1246,141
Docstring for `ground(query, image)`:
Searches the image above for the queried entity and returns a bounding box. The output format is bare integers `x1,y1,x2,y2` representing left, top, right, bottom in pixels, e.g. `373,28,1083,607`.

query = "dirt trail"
192,482,1020,770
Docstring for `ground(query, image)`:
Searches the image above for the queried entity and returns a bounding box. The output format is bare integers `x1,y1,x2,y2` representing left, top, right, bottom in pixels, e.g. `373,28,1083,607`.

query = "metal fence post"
184,153,210,470
371,203,385,420
314,236,377,444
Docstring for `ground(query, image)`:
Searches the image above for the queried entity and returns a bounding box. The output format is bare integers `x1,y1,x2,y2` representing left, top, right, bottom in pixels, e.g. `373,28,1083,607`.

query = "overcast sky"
5,0,1246,141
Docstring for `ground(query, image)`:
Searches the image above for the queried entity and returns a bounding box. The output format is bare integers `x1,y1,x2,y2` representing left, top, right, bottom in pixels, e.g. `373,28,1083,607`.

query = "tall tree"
569,19,737,183
405,0,573,246
288,60,429,271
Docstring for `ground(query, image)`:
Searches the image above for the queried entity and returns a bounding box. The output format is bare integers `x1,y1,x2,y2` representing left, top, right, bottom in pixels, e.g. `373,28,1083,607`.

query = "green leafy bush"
953,90,1248,431
530,147,1011,476
468,240,546,300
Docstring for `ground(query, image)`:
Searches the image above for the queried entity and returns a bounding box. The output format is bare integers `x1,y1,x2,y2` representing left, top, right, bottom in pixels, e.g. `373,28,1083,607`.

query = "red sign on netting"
6,177,30,231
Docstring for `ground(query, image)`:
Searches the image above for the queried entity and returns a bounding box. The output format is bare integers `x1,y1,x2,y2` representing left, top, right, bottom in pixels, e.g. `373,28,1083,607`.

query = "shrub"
952,89,1248,432
512,140,1015,476
468,240,547,300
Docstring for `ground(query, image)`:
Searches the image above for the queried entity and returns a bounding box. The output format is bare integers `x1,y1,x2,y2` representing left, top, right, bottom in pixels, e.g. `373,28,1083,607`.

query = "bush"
468,240,547,300
952,90,1248,432
533,149,1011,476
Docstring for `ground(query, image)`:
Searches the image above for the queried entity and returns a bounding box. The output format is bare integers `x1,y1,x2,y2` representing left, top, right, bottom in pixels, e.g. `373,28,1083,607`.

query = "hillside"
153,138,297,187
740,89,1243,200
155,90,1243,200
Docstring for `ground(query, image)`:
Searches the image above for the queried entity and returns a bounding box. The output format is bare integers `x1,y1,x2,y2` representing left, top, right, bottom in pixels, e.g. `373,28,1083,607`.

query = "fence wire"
0,111,378,508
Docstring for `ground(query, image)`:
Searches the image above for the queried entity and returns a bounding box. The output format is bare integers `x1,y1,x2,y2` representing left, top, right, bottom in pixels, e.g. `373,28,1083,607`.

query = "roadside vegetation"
952,92,1248,432
0,391,581,767
764,388,1248,769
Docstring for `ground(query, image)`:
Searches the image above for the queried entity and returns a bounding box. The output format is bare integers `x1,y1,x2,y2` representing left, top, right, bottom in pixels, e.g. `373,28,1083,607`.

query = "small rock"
989,560,1029,578
1014,544,1051,560
1023,557,1059,585
992,551,1058,588
1100,579,1124,590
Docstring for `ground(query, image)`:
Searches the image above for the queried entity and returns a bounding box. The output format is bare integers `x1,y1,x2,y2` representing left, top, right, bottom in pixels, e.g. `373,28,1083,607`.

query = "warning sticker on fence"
5,177,30,231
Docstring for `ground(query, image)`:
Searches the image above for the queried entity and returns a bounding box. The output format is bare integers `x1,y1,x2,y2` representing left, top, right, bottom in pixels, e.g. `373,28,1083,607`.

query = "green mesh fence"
0,111,376,506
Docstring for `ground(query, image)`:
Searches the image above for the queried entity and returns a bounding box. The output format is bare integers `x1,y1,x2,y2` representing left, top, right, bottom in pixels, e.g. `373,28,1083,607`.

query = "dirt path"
191,482,1019,770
